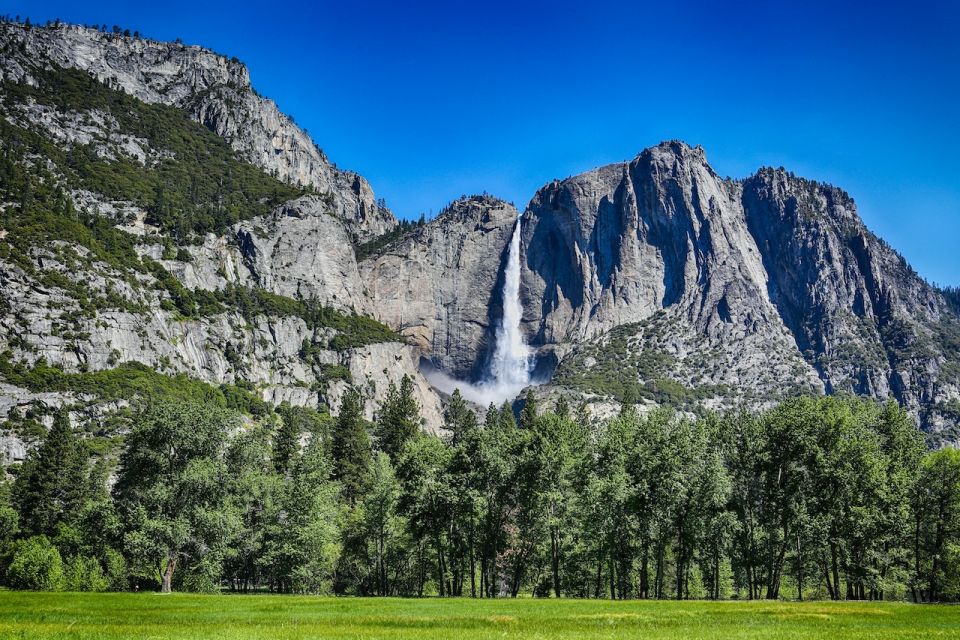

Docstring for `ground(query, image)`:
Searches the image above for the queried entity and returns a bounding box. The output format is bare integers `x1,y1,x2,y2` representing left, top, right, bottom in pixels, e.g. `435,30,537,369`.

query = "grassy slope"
0,593,957,639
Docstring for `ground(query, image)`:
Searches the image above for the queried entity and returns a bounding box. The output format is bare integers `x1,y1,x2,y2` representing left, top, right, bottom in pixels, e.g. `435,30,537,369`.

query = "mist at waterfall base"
423,218,538,407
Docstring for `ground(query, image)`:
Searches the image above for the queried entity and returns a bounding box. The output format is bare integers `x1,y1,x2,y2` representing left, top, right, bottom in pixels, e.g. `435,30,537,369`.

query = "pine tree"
332,389,372,504
374,376,420,461
519,389,539,430
12,410,87,537
444,389,477,447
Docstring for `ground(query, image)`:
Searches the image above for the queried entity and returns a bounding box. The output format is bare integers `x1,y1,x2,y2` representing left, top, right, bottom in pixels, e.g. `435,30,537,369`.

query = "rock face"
520,141,960,435
1,21,957,446
233,196,373,313
361,195,519,379
741,169,960,430
0,22,395,240
0,21,444,444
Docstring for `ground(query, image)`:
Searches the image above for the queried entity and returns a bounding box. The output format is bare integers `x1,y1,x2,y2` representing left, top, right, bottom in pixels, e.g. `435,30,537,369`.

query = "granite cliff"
520,142,960,438
1,21,958,466
0,21,441,467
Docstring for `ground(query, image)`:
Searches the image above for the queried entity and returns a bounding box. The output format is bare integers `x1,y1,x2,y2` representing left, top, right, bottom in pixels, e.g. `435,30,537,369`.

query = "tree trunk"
675,521,684,600
655,541,665,599
469,535,477,598
162,552,177,594
594,552,603,599
796,533,804,601
551,526,561,598
435,539,446,597
714,554,721,600
609,533,616,600
830,542,841,601
913,509,923,602
822,557,836,601
639,544,649,599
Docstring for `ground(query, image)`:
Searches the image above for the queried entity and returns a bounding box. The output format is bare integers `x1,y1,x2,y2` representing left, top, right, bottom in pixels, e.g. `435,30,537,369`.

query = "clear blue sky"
4,0,958,285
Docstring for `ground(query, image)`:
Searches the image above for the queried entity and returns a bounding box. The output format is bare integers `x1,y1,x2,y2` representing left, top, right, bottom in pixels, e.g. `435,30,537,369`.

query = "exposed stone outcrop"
742,169,960,431
0,21,395,240
0,22,444,448
232,196,373,312
521,141,960,433
361,195,519,379
1,21,957,447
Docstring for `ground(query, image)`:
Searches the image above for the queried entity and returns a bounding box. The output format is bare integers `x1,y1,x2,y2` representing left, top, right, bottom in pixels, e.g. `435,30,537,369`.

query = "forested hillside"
0,18,445,460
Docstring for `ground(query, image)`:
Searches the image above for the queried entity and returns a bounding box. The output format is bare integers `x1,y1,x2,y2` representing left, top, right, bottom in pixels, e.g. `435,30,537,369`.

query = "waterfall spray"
423,216,534,406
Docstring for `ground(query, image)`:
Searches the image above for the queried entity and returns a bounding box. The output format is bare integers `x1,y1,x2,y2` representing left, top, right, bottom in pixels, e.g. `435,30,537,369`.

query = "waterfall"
487,218,532,390
423,216,534,406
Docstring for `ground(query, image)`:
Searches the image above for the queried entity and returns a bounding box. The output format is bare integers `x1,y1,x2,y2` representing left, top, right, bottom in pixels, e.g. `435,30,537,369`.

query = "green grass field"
0,593,958,639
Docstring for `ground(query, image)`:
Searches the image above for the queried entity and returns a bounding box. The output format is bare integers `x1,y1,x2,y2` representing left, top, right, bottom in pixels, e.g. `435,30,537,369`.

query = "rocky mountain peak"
0,22,249,102
636,139,708,165
520,141,959,435
438,194,515,223
0,21,395,241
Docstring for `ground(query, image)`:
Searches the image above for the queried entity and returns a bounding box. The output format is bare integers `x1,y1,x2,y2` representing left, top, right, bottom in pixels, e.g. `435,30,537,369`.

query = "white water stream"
424,217,534,406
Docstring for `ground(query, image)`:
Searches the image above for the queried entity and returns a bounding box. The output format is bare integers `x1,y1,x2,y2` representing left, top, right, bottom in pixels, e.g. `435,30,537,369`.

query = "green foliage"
6,536,65,591
353,218,425,261
0,381,955,602
63,554,109,592
113,399,239,593
913,447,960,601
11,411,88,538
317,363,352,382
213,284,400,350
0,354,274,422
374,376,421,461
443,389,478,447
331,390,371,505
272,404,331,475
553,319,731,408
1,65,301,239
0,67,397,338
941,286,960,316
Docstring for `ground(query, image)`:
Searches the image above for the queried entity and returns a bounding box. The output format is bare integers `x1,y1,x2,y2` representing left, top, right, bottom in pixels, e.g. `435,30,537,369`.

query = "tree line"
2,382,960,601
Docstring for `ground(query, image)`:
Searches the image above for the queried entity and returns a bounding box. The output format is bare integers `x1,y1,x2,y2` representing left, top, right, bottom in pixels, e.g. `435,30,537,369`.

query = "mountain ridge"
519,140,959,436
0,19,957,464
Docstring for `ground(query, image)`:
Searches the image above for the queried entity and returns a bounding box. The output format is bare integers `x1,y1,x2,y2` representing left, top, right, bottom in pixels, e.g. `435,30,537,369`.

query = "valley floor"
0,593,958,639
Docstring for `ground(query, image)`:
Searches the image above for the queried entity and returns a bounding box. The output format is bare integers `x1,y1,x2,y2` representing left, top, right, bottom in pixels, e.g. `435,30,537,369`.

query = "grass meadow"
0,593,959,639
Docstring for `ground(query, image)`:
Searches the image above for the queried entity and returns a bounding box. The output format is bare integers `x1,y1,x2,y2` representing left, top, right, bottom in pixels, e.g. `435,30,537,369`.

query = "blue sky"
4,0,959,285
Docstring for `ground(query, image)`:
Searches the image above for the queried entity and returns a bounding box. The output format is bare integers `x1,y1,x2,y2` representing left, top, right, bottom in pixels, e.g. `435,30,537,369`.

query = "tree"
6,535,65,591
530,410,588,597
270,436,341,594
913,448,960,602
12,410,87,537
447,400,483,596
332,390,372,504
273,404,330,475
222,425,277,592
113,400,237,593
444,389,477,447
0,486,18,555
375,377,421,461
396,436,455,595
519,389,538,430
362,452,401,595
